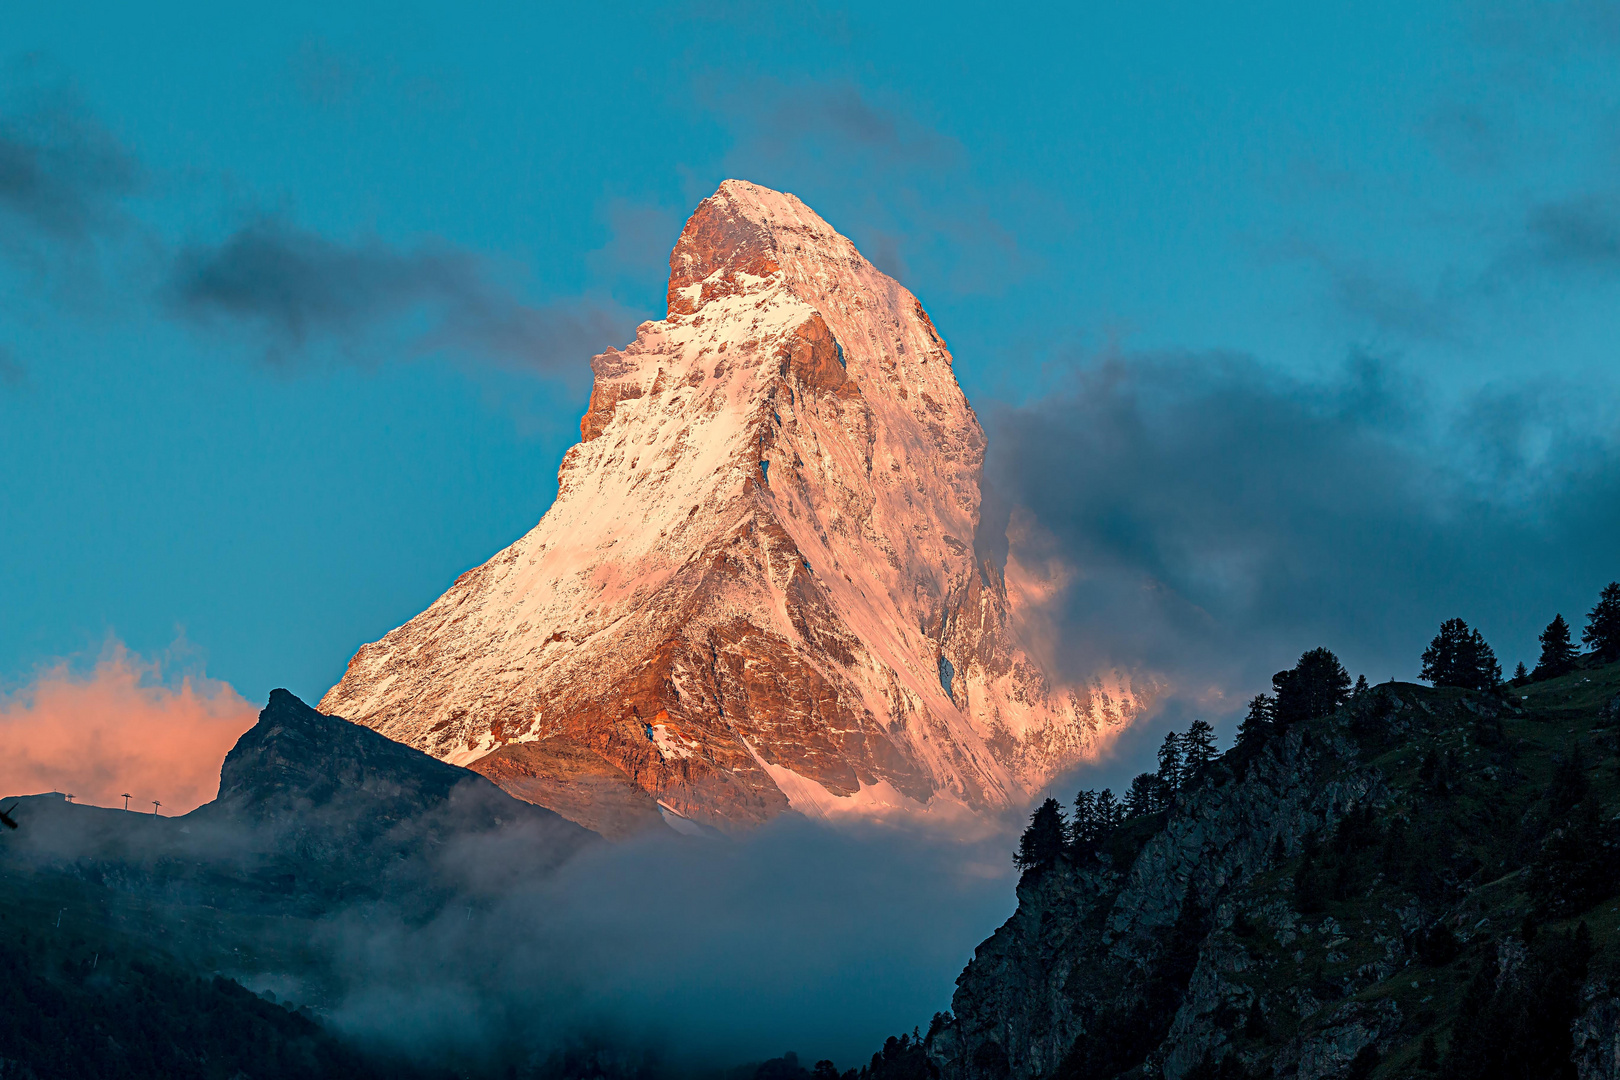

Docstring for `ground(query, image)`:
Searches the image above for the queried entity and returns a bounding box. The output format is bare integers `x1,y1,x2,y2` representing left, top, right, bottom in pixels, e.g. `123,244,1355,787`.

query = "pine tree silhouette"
1421,618,1501,691
1532,614,1579,681
1275,647,1352,725
1015,797,1068,874
1180,719,1217,786
1156,731,1183,798
1236,695,1274,746
1585,582,1620,661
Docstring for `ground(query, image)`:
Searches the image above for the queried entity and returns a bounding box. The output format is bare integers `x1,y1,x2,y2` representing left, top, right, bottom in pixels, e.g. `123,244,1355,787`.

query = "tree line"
1421,580,1619,690
1014,580,1620,876
1016,643,1358,875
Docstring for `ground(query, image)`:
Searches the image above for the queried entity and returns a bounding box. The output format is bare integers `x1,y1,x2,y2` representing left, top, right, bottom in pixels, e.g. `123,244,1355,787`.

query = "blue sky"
4,0,1619,728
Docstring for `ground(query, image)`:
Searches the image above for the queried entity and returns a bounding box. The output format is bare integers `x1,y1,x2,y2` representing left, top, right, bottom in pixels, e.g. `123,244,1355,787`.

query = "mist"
317,813,1017,1072
0,674,1025,1076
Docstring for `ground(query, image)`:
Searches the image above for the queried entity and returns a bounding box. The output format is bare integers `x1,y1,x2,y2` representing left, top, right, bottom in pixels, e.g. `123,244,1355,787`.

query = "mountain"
0,689,596,1079
895,659,1620,1080
199,688,597,881
0,689,595,948
320,179,1146,834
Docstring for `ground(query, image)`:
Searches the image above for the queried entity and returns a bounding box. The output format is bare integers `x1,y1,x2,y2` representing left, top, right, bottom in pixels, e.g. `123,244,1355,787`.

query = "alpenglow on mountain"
322,180,1146,835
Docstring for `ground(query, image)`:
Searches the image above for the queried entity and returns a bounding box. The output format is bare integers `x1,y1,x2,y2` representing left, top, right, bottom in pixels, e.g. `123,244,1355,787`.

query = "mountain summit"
321,180,1144,833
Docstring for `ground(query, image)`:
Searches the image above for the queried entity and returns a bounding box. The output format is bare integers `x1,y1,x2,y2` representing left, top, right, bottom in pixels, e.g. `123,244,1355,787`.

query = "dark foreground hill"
0,690,596,1079
908,661,1620,1080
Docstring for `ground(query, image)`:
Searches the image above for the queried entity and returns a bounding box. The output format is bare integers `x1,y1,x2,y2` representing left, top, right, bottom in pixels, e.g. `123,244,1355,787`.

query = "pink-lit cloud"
0,643,257,813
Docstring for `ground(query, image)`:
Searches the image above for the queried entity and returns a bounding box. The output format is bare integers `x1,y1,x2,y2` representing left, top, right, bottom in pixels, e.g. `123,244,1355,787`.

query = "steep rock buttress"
320,180,1145,833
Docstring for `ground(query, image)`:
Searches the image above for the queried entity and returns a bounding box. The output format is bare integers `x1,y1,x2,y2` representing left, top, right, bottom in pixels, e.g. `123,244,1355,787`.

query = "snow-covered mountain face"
320,181,1147,835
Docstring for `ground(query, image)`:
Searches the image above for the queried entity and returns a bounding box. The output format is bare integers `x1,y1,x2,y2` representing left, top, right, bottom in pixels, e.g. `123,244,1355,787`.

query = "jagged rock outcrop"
200,689,596,874
321,180,1146,833
934,725,1383,1080
1575,996,1620,1080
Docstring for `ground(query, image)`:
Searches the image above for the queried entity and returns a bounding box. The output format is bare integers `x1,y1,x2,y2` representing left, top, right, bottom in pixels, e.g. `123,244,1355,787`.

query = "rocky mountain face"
200,689,597,882
321,179,1145,834
1,690,595,916
919,662,1620,1080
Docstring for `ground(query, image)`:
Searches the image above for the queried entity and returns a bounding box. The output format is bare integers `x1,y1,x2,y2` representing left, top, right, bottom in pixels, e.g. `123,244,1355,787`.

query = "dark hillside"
0,690,599,1078
926,660,1620,1080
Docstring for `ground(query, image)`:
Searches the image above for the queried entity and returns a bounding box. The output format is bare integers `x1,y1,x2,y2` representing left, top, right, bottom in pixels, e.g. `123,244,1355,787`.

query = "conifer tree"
1532,614,1579,681
1156,731,1183,794
1275,647,1352,725
1513,661,1529,685
1420,618,1501,691
1015,797,1068,873
1353,674,1369,697
1236,695,1274,746
1585,582,1620,661
1095,788,1123,831
1180,719,1217,785
1125,773,1159,818
1471,626,1502,688
1071,789,1097,850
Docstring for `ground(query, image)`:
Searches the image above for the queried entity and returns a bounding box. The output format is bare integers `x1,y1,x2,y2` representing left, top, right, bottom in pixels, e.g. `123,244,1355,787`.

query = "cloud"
0,94,138,246
166,218,636,374
1524,194,1620,272
704,79,1027,295
586,197,683,286
982,350,1620,708
741,83,957,169
0,642,257,813
321,813,1014,1070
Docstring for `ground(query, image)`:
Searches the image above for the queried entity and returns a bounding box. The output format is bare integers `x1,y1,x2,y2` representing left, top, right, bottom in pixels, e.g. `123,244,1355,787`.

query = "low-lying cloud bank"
321,815,1014,1071
0,646,1018,1072
983,351,1620,721
0,642,256,812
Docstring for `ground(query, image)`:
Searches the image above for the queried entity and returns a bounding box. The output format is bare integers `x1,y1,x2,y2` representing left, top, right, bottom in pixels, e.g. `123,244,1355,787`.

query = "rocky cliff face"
201,689,596,875
321,180,1145,834
935,725,1381,1080
922,664,1620,1080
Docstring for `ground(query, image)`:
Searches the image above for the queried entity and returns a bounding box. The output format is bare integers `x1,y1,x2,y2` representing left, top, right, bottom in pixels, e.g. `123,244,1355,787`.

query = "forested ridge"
903,584,1620,1080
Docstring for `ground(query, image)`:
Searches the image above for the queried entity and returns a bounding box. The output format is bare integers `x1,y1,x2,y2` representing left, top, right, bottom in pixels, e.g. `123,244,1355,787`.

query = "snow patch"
445,729,499,767
743,737,926,823
657,799,707,837
649,723,696,761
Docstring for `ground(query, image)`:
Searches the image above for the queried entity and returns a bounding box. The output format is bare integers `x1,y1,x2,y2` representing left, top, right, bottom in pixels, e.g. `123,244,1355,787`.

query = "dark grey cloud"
1298,247,1465,344
586,197,682,284
981,350,1620,707
167,218,636,374
1298,187,1620,342
749,83,957,168
1525,194,1620,271
0,98,138,246
672,0,857,50
325,816,1012,1070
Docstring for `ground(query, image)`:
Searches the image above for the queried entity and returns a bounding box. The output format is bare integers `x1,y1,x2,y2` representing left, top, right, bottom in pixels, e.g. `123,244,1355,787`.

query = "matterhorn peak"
321,180,1146,836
